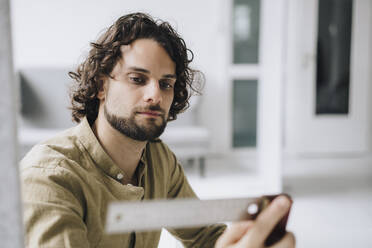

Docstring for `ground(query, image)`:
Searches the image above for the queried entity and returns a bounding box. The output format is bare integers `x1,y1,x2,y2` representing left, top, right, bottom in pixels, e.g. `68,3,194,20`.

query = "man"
21,13,295,247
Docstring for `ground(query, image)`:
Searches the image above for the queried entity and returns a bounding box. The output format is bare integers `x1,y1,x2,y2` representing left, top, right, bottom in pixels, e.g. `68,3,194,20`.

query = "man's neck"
92,112,146,183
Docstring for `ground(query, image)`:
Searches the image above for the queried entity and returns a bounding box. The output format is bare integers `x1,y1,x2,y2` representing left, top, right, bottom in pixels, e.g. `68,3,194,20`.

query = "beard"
103,104,167,141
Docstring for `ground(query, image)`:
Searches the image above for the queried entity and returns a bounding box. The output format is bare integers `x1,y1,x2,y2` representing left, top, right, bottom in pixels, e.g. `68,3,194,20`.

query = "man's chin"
136,118,166,130
104,107,168,141
138,124,166,139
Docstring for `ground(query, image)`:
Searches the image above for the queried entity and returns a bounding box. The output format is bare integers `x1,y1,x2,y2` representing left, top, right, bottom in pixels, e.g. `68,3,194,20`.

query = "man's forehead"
119,39,166,58
117,39,176,75
120,43,133,54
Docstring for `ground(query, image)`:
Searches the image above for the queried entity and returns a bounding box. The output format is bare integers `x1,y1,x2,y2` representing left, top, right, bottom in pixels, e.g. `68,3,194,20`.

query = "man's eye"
160,81,173,89
130,77,145,84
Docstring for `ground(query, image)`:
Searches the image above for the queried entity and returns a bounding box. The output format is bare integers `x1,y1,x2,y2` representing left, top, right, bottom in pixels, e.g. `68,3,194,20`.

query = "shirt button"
117,173,124,180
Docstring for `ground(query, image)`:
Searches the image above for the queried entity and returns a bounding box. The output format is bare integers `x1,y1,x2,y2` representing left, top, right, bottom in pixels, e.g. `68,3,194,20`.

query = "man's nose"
143,80,162,104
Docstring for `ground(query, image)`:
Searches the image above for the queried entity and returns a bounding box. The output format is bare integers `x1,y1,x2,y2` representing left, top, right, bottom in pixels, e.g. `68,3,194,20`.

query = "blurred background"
1,0,372,247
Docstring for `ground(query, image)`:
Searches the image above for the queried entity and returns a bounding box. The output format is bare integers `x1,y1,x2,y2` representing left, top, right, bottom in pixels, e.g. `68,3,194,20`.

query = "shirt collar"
75,117,148,182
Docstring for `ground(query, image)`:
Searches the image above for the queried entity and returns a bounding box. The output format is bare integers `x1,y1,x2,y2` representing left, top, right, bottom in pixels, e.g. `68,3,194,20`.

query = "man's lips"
137,111,163,117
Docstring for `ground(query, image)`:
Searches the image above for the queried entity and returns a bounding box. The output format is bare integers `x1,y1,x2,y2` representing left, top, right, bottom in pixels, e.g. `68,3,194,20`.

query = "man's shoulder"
20,126,85,172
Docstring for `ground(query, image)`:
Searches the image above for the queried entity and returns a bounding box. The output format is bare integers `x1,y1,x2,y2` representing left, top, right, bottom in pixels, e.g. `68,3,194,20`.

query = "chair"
160,96,210,177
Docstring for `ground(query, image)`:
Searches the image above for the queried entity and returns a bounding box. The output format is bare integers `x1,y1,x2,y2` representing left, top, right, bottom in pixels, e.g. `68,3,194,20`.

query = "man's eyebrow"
128,67,150,74
163,74,177,79
128,66,177,79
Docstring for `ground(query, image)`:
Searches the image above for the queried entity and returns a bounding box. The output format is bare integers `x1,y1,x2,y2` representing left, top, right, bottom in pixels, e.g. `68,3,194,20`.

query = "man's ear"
97,79,107,101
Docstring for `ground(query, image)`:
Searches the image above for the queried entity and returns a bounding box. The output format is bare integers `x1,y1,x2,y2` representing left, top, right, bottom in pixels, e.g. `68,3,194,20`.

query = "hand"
215,196,295,248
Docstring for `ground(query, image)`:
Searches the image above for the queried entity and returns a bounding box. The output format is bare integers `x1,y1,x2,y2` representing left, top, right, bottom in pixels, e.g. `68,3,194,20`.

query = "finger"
215,221,254,248
236,195,292,247
268,232,296,248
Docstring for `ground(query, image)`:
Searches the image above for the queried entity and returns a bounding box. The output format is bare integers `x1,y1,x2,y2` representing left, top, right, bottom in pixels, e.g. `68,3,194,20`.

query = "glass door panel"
232,80,258,147
233,0,260,64
316,0,353,114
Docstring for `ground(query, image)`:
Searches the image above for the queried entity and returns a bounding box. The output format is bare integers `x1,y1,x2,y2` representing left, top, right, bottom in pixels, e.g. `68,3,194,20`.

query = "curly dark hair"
69,12,202,124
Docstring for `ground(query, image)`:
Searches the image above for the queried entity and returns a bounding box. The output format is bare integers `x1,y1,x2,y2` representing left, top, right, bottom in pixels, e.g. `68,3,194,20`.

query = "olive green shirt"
20,117,225,248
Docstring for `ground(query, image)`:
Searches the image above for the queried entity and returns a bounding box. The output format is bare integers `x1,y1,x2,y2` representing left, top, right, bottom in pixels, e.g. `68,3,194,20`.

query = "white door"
286,0,372,155
228,0,288,193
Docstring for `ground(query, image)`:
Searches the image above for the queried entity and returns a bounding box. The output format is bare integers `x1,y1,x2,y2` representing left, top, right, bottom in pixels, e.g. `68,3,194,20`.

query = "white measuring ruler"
105,196,273,234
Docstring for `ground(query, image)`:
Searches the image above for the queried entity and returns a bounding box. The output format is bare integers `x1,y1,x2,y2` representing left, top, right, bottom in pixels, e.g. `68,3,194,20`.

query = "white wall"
11,0,223,68
11,0,231,153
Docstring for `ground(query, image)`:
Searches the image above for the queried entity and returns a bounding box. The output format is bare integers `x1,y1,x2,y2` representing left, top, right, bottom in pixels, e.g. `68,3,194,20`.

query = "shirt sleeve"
166,153,226,248
21,165,91,248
